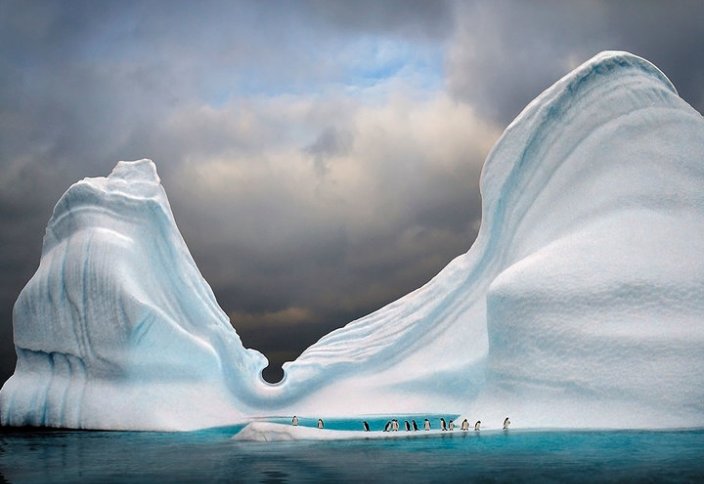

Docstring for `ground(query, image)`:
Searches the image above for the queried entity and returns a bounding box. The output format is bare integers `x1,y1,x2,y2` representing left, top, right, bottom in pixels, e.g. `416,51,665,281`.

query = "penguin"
392,419,399,432
440,418,447,431
404,421,411,431
412,420,419,431
461,419,469,431
317,418,324,429
291,415,299,426
363,421,370,432
449,420,455,431
424,418,431,431
384,420,392,432
503,417,511,430
474,420,481,431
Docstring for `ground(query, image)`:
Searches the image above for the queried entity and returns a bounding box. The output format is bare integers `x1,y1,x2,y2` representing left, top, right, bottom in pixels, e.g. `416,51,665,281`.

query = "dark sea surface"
1,419,703,483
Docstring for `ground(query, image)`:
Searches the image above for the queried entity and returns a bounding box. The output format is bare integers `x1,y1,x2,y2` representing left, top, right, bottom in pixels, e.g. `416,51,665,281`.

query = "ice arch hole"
261,365,285,384
234,320,332,385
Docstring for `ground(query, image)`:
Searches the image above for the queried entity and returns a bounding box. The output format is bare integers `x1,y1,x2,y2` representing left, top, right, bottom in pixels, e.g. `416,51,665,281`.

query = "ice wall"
1,51,702,430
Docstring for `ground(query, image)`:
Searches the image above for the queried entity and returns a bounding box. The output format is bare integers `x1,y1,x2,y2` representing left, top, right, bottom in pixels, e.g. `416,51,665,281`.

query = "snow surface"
1,51,703,431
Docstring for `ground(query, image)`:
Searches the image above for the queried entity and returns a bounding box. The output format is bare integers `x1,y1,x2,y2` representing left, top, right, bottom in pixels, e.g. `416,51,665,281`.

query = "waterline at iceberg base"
1,51,703,432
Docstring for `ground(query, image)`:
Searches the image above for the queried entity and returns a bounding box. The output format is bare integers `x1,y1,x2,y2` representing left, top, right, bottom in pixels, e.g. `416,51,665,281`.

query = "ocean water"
1,421,703,483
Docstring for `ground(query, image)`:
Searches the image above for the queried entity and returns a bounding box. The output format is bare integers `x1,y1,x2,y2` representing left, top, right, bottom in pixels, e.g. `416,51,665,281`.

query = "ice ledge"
83,158,163,200
53,158,164,211
232,421,482,442
110,159,160,183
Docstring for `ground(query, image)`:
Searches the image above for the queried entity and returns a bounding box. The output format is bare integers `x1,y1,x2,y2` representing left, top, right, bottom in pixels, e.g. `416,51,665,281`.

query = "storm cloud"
1,0,702,382
447,0,704,124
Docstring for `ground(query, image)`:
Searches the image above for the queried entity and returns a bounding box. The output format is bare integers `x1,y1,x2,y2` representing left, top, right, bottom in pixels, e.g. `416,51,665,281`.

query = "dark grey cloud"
447,0,704,124
0,0,702,384
305,0,454,40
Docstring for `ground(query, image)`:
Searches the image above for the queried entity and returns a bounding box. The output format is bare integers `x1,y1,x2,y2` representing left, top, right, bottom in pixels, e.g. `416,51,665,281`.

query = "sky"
1,0,703,383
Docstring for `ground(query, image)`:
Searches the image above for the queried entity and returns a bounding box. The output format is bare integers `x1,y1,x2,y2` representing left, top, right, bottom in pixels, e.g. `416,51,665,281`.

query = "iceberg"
1,51,703,431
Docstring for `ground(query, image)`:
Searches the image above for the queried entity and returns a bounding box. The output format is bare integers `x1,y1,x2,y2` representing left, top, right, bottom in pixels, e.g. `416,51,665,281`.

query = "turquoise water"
1,423,703,483
266,414,459,431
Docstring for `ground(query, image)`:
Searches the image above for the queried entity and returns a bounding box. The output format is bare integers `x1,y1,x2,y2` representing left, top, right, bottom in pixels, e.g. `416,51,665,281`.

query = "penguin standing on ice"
449,420,455,431
503,417,511,430
363,421,370,432
404,421,411,431
317,418,325,429
424,419,431,431
412,420,419,431
461,419,469,431
384,421,392,432
440,418,447,431
392,419,399,432
291,416,299,426
474,420,481,431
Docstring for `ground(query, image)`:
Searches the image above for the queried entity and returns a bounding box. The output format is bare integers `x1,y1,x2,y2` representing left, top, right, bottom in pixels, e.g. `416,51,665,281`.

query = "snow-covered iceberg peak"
0,159,269,430
469,51,704,428
2,51,703,431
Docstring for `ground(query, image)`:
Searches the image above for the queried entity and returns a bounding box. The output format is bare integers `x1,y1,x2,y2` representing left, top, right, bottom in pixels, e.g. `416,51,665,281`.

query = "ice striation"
1,51,703,431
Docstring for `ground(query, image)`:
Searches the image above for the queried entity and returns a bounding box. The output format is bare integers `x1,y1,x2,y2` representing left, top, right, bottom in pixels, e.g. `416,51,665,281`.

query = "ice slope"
1,51,703,430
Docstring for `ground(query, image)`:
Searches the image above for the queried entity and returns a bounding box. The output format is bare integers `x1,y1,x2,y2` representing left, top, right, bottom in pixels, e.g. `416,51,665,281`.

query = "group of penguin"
370,417,511,432
291,415,511,432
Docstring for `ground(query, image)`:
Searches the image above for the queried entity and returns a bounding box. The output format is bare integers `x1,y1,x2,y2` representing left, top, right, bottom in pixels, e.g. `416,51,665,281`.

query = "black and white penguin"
440,418,447,431
412,420,419,431
461,419,469,431
363,421,370,432
384,420,392,432
424,419,431,431
291,415,299,426
474,420,481,431
503,417,511,430
317,418,324,429
392,419,399,432
404,421,411,431
449,420,455,431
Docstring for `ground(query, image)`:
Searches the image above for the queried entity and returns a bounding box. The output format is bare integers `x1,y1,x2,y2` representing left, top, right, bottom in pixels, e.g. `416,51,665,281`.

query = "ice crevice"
1,51,703,430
